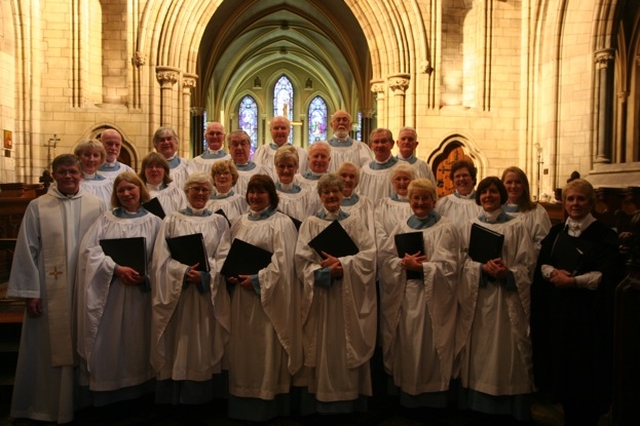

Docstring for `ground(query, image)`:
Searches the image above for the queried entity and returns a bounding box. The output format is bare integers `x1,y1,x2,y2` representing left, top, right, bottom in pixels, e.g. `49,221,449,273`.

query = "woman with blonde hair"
76,172,162,406
207,159,247,224
74,139,112,205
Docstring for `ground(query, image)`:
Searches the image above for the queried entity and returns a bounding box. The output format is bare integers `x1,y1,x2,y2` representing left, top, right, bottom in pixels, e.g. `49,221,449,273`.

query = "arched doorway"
433,142,467,199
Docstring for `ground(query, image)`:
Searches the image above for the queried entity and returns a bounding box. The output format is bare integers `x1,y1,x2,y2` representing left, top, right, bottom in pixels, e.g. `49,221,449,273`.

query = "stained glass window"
307,96,327,142
356,111,363,141
273,76,294,144
238,95,258,154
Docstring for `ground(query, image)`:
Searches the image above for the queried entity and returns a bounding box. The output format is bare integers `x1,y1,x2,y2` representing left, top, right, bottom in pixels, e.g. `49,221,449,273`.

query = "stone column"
182,73,198,158
190,107,205,158
370,79,385,131
361,109,374,144
155,66,180,126
594,49,615,164
388,73,411,134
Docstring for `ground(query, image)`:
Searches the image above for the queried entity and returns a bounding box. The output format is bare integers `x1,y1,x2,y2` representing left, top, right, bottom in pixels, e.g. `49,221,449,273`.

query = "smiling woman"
456,176,537,423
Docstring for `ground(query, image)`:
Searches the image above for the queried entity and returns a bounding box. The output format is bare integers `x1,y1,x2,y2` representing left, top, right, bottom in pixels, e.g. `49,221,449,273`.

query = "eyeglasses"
188,186,211,194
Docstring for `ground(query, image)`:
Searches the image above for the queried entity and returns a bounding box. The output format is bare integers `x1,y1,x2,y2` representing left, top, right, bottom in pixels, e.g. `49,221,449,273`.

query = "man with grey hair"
326,109,372,171
97,128,135,180
228,129,275,195
192,121,231,173
395,126,436,183
7,154,106,423
153,126,196,190
357,128,399,203
253,116,308,173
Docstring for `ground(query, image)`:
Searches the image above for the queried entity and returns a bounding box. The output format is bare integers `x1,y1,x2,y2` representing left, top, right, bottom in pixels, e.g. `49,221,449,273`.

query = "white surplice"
169,157,197,190
7,187,105,423
148,183,188,218
150,210,231,393
227,211,302,399
206,192,248,226
356,163,397,204
80,176,113,206
456,216,535,397
76,210,162,394
505,203,551,257
374,197,412,248
295,214,377,402
341,194,375,244
434,193,481,230
378,217,459,400
233,163,276,197
253,143,308,174
277,187,320,222
327,140,373,172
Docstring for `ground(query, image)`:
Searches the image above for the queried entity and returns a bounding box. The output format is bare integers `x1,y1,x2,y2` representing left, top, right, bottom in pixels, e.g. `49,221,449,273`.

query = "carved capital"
370,79,385,95
156,66,181,88
388,73,411,94
594,49,615,70
182,73,198,93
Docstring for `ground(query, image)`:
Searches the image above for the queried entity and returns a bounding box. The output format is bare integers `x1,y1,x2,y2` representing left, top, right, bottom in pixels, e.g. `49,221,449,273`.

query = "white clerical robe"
80,176,113,206
8,187,105,423
191,152,232,173
341,195,375,244
327,140,373,172
374,197,412,248
148,183,187,217
378,218,459,399
98,162,135,180
150,211,231,386
76,210,161,394
505,203,551,257
206,192,248,226
277,187,320,222
233,163,276,196
356,163,397,204
295,214,377,402
227,211,302,399
169,157,197,190
434,193,481,230
456,216,535,397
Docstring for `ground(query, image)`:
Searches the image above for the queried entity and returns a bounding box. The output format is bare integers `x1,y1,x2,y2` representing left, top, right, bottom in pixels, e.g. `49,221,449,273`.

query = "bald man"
97,129,135,180
192,121,231,173
253,116,308,173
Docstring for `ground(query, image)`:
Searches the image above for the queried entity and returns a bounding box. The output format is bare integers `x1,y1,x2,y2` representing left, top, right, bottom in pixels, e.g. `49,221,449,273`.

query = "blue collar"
503,204,520,213
396,154,417,165
315,209,350,221
247,206,277,221
407,211,440,229
391,193,409,202
167,156,181,169
341,193,360,206
369,156,398,170
276,182,301,193
200,150,227,159
328,137,353,147
112,206,148,218
235,161,256,171
180,206,212,216
210,190,235,200
302,170,322,180
99,163,122,172
478,210,513,224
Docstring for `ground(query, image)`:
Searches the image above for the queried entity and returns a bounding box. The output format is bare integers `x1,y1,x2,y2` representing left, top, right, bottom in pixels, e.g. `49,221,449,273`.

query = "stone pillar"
594,49,615,164
181,73,198,159
155,66,180,126
370,79,385,131
190,107,205,158
388,73,411,135
361,109,374,144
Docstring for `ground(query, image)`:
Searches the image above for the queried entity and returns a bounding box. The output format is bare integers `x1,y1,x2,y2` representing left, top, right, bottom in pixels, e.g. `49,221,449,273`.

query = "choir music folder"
221,238,273,278
308,219,359,258
468,223,504,264
99,237,147,276
142,197,165,219
550,231,591,276
394,231,424,280
166,233,210,272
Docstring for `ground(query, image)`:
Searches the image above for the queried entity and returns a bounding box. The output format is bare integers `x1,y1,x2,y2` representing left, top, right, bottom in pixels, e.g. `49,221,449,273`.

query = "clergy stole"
39,193,92,367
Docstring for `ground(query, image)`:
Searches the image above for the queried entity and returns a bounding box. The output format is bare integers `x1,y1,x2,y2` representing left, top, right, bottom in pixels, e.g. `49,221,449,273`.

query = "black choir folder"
142,197,165,219
308,219,359,258
394,231,424,280
551,231,590,275
221,238,272,278
166,233,210,272
468,223,504,264
99,237,147,276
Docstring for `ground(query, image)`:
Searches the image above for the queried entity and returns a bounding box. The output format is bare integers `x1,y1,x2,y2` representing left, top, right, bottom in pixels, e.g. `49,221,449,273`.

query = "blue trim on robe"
276,182,302,193
396,154,417,165
199,150,227,159
328,137,353,147
368,156,398,170
341,193,360,206
407,211,440,229
98,163,123,172
167,156,180,169
234,161,257,171
302,170,322,180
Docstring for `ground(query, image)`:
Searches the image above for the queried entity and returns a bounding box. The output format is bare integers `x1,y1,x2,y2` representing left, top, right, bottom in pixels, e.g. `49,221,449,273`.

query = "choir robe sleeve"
295,215,377,369
378,218,460,376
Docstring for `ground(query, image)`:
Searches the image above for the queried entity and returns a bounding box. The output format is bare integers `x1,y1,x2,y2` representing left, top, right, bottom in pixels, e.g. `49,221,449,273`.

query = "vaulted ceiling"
196,0,372,117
